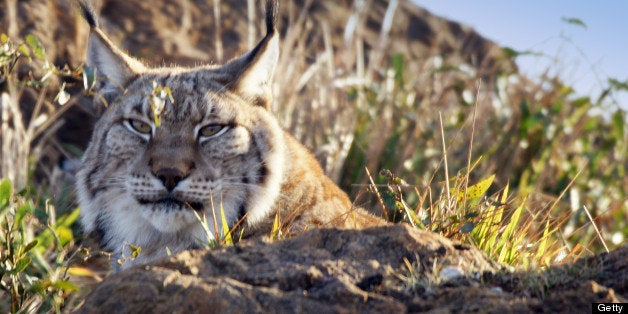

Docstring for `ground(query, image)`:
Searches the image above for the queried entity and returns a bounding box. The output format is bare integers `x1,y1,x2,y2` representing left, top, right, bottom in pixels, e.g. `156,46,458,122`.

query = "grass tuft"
0,179,79,313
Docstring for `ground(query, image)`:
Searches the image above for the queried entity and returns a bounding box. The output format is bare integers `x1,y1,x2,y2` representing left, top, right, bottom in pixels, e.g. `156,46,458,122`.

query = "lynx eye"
126,119,152,135
198,124,228,139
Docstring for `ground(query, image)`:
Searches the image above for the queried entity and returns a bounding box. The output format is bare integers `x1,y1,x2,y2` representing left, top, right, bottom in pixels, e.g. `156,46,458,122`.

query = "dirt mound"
77,225,626,313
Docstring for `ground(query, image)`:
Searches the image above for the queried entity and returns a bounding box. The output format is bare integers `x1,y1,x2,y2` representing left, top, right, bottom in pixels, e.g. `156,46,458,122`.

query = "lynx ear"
86,28,146,88
79,1,145,92
219,0,279,109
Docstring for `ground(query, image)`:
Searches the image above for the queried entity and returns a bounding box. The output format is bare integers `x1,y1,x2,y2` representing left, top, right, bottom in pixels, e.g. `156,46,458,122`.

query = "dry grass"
266,3,626,257
0,0,626,311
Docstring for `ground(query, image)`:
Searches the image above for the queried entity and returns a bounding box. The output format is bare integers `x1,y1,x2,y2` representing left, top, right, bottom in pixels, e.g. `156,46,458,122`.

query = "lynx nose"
154,168,187,191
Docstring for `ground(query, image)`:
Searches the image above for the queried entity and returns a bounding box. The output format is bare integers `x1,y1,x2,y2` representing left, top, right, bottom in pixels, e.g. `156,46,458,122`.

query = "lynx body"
76,0,383,269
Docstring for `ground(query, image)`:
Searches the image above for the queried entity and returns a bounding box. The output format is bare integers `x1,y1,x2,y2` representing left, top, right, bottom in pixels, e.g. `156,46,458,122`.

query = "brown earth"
77,224,627,313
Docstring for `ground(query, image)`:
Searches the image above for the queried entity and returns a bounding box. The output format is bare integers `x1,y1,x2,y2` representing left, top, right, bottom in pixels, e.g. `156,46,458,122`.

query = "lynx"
76,0,384,269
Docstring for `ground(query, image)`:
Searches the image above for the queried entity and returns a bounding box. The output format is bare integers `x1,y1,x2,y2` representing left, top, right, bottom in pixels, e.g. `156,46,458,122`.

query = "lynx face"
76,1,285,267
78,71,285,236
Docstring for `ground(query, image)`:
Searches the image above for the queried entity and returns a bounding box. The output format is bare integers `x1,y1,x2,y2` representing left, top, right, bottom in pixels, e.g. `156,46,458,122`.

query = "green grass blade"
220,204,233,245
535,220,551,263
0,179,12,208
270,212,280,241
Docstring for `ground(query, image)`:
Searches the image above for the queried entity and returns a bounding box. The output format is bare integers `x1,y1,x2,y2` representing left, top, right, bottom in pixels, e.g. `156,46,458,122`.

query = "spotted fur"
76,0,384,270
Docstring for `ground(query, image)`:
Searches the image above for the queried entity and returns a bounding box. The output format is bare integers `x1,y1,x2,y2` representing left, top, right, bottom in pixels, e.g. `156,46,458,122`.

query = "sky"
414,0,628,108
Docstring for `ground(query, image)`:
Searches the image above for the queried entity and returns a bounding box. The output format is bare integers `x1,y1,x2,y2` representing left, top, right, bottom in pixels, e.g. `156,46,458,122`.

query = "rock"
77,225,628,313
77,224,499,313
582,244,628,296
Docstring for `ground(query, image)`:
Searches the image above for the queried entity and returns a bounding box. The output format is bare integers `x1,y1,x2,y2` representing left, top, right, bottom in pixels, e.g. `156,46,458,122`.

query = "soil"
76,225,627,313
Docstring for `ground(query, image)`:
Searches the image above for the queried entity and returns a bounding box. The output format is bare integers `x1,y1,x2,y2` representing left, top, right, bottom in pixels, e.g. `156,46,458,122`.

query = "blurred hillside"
1,0,516,152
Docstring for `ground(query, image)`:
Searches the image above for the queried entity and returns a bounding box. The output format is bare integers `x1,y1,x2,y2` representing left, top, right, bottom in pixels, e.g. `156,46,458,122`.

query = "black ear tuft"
265,0,278,36
207,0,280,110
78,0,99,28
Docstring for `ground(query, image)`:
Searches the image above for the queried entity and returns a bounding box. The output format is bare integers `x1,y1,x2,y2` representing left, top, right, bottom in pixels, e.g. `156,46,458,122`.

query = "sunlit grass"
0,179,80,313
